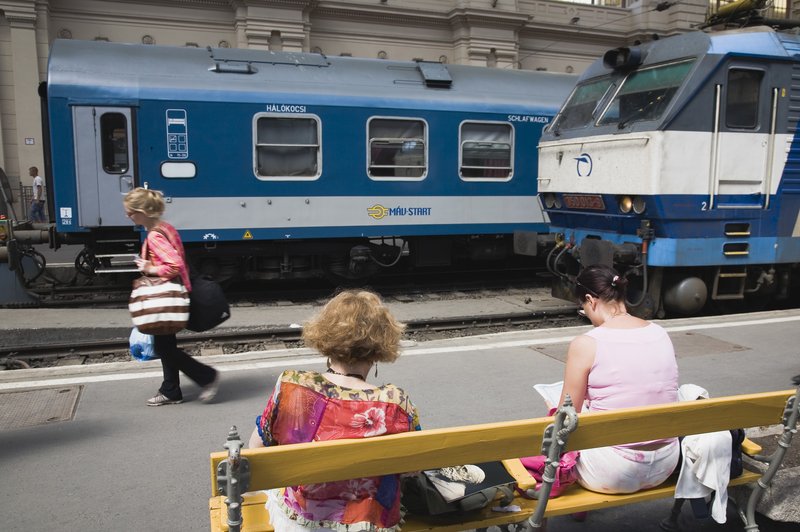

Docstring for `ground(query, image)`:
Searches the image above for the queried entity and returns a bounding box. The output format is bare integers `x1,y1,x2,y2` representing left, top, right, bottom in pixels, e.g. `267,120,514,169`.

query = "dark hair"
575,264,628,304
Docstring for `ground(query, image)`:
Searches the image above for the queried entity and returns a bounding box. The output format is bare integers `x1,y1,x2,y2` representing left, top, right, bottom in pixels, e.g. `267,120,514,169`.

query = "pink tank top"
584,323,678,413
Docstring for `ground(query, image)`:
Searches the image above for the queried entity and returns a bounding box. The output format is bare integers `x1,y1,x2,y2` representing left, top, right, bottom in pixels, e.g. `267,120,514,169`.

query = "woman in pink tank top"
559,264,679,494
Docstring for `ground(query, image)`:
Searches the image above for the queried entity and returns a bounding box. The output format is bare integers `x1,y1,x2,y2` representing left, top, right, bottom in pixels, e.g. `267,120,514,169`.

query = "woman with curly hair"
249,290,421,531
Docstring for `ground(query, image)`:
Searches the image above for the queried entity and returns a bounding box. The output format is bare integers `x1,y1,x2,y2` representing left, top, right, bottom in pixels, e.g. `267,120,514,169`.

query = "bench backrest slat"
210,417,550,494
565,389,792,451
210,389,794,496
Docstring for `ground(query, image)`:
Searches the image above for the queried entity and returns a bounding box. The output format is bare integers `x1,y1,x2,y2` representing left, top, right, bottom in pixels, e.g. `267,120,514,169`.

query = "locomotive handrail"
536,135,650,148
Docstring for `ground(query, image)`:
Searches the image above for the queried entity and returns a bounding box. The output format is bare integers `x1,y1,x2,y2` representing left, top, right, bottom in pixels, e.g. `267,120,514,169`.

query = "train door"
711,66,773,209
73,107,135,226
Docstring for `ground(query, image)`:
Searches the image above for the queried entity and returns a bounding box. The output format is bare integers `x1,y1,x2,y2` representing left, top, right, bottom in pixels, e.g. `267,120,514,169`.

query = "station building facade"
0,0,794,213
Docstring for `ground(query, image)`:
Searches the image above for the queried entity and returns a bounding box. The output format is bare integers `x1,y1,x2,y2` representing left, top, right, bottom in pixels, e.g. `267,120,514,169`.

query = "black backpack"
401,461,516,516
187,275,230,332
729,428,745,479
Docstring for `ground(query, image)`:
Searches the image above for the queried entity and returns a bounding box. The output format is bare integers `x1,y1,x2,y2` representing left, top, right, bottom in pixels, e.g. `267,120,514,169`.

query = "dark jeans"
30,200,46,223
153,334,216,400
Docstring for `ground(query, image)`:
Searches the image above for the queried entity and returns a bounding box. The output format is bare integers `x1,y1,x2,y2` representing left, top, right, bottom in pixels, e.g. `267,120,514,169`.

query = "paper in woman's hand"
533,381,564,407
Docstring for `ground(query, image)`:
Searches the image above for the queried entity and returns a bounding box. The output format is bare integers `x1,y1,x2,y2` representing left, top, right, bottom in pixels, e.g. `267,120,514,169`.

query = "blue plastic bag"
129,327,157,361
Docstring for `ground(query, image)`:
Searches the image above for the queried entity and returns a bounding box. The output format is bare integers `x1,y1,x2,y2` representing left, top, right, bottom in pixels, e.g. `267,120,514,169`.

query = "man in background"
29,166,46,223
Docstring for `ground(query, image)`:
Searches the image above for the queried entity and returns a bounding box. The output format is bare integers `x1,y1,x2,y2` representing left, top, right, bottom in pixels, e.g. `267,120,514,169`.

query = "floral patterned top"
255,369,421,531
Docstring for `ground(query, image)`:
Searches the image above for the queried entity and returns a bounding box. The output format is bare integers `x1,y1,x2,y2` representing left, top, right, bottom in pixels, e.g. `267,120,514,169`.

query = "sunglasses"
575,279,600,298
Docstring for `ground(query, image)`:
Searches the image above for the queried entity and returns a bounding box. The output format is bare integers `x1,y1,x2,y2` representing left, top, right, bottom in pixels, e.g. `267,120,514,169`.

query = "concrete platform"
1,308,798,531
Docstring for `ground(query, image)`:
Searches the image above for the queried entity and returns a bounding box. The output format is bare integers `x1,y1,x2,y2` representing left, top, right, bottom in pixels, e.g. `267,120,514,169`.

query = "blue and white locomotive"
538,24,800,317
43,40,575,281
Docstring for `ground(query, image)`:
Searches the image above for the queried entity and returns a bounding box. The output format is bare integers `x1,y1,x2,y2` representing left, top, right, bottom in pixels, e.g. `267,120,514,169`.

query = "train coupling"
0,217,40,304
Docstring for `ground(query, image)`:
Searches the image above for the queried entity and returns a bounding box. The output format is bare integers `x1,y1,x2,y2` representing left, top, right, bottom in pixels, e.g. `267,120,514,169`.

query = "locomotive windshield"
550,58,696,133
550,77,616,133
597,59,695,128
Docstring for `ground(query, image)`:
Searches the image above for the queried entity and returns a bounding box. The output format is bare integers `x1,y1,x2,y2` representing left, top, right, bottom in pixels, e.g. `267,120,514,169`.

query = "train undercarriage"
548,236,797,319
0,217,553,305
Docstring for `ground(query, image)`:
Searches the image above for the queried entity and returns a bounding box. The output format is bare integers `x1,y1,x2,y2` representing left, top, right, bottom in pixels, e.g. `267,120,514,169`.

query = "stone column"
448,5,529,68
229,0,314,51
0,0,43,198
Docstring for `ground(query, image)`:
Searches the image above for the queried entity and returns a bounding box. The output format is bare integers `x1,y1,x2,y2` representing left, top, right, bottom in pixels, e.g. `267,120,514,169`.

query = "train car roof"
579,26,799,81
46,39,576,113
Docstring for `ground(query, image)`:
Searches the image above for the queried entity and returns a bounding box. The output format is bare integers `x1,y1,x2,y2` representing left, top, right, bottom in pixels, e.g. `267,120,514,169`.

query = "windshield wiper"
617,94,664,129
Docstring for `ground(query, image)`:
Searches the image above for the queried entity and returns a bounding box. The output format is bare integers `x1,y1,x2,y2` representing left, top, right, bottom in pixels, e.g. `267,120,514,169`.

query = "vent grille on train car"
416,61,452,88
207,47,330,68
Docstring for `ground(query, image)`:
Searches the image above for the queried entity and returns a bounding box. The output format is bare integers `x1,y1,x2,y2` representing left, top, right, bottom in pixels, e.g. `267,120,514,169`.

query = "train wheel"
322,255,378,286
191,257,240,287
75,248,100,277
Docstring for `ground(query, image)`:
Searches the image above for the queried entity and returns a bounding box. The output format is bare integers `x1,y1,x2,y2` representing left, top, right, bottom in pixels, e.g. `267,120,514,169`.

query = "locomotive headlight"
632,196,646,214
619,196,633,213
543,193,557,209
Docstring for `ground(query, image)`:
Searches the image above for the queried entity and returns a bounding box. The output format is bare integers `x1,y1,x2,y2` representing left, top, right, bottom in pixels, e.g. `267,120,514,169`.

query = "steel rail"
1,307,579,366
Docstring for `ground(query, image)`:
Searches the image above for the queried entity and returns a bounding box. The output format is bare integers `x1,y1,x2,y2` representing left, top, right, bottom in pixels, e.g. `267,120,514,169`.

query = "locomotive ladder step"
712,266,747,300
722,242,749,256
724,223,751,237
718,272,747,278
94,253,140,274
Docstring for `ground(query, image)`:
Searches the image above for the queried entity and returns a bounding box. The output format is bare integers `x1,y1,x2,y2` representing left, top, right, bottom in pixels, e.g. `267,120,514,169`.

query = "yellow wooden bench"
209,387,799,532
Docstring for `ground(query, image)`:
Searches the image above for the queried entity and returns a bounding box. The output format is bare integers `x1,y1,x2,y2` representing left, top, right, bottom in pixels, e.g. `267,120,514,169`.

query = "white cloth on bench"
674,430,732,523
674,384,733,524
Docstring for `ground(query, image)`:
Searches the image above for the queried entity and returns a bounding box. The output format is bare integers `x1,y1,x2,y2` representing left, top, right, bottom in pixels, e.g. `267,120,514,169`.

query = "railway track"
19,265,549,308
1,306,582,369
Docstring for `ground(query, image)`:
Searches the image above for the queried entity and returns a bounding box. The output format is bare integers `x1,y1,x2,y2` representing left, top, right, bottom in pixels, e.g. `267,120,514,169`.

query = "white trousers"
576,439,680,494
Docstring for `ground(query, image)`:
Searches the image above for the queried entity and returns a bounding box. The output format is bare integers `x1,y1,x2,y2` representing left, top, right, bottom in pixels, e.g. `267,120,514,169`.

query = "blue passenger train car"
538,25,800,317
43,40,575,281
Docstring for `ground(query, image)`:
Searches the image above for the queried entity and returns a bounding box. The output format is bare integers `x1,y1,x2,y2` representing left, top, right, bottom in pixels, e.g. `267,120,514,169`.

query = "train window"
726,69,763,129
368,118,427,180
550,78,615,132
254,115,321,180
597,59,695,127
100,113,129,174
459,122,513,180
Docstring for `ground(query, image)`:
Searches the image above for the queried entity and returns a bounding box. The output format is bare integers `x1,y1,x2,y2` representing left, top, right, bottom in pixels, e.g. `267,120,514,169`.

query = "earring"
374,364,378,378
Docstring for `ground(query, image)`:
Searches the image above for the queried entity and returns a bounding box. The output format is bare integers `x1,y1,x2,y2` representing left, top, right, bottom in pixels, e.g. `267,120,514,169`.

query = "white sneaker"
199,374,220,403
146,392,183,407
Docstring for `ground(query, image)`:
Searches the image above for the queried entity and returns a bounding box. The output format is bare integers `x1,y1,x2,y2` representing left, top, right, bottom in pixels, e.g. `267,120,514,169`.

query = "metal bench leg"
738,386,800,532
216,426,251,532
520,395,579,530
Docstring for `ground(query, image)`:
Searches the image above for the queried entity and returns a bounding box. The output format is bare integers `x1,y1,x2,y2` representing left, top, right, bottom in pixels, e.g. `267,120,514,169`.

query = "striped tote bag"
129,275,190,335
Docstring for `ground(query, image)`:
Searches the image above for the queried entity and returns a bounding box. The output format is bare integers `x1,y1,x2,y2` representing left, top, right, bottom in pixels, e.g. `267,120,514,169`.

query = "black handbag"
187,275,230,332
